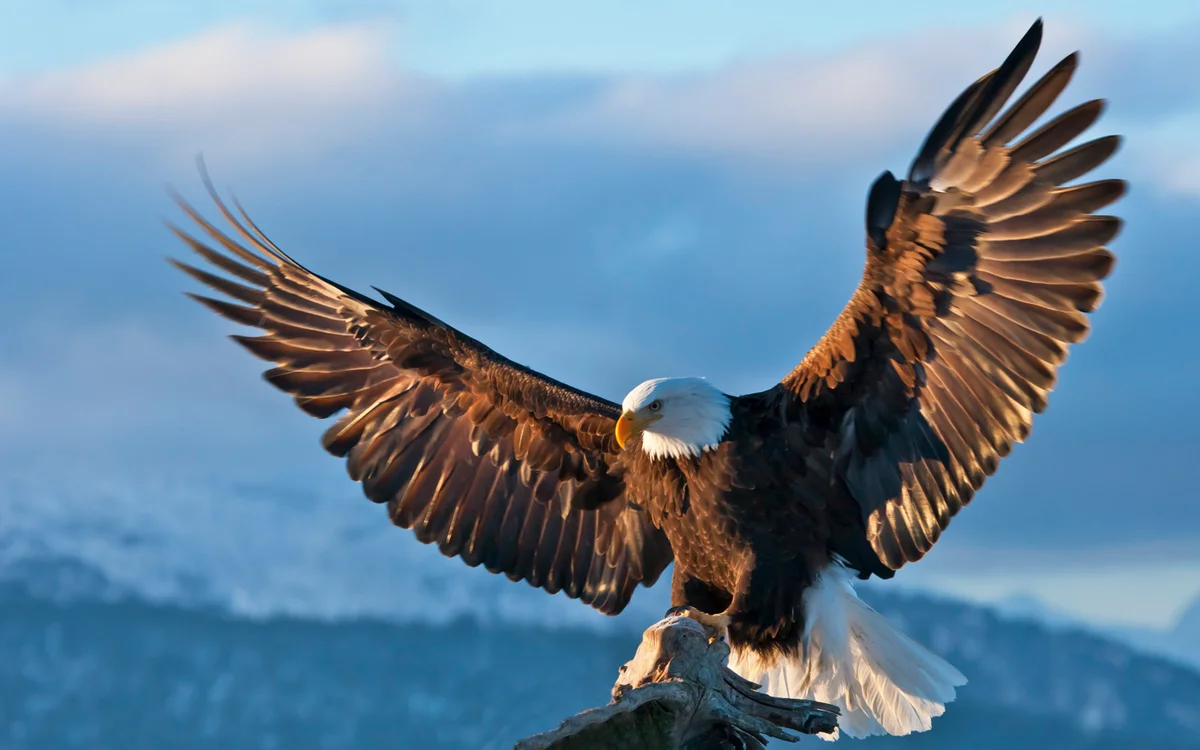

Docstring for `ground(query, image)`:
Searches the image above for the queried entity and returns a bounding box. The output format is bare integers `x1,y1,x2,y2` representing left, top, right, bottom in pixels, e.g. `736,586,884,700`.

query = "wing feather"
170,174,672,614
762,19,1123,568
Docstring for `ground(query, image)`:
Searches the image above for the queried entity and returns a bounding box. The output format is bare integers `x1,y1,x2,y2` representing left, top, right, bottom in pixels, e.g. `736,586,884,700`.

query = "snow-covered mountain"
0,472,668,629
1172,597,1200,662
4,563,1200,750
991,591,1200,672
3,478,1200,749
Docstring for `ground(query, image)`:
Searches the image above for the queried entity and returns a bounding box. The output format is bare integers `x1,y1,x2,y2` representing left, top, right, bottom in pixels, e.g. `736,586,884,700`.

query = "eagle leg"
664,605,731,643
668,569,736,642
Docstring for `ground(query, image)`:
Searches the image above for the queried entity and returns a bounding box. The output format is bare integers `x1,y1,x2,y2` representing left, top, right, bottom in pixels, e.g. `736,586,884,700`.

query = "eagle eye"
648,400,662,412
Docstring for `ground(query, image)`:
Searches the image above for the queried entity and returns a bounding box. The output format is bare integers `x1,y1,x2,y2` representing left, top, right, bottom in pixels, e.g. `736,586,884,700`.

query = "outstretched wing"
763,19,1123,569
169,175,672,614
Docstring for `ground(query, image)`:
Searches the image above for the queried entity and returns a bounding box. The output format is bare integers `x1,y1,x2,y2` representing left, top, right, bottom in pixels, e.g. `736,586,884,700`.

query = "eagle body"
622,392,886,651
170,19,1124,741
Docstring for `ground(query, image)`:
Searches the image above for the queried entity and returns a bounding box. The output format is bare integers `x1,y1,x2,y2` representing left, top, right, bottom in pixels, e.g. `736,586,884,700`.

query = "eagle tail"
728,562,966,740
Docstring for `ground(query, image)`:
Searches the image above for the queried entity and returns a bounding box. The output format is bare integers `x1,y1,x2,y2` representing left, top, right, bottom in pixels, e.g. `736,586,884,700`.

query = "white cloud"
0,22,421,167
0,16,1095,175
0,315,288,458
1161,157,1200,198
1135,116,1200,199
536,18,1091,167
0,14,1192,183
11,24,389,118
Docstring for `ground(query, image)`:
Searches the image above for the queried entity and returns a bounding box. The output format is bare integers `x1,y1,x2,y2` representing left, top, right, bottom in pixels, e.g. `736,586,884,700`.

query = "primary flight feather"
170,19,1122,739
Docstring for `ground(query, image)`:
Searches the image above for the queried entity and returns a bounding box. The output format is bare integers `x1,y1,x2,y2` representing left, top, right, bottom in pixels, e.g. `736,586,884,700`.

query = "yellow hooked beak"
615,411,660,449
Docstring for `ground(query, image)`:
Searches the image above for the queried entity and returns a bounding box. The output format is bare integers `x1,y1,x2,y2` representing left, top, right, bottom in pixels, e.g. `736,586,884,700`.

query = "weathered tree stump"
515,611,839,749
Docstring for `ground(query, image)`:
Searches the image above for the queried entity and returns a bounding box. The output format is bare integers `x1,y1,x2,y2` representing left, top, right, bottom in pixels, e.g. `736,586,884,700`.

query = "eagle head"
615,377,731,460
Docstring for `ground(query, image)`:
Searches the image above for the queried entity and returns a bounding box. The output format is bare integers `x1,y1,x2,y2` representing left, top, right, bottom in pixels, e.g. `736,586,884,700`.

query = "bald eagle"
170,19,1122,740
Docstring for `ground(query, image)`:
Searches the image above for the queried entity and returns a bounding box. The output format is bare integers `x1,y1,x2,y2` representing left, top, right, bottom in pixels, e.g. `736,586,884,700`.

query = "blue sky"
0,2,1198,630
3,0,1200,76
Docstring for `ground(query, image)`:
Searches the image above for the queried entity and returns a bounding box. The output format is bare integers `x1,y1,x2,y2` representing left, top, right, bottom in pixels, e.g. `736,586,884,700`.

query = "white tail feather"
727,563,967,741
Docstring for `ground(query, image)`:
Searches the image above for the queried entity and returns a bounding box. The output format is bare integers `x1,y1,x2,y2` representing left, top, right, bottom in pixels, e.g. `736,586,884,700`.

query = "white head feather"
620,377,732,460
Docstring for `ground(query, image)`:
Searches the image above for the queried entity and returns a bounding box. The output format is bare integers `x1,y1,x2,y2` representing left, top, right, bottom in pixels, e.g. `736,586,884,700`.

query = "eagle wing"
764,19,1123,569
169,176,672,615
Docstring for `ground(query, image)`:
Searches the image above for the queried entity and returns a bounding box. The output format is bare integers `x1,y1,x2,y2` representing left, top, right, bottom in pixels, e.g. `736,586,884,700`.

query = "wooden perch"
515,610,839,750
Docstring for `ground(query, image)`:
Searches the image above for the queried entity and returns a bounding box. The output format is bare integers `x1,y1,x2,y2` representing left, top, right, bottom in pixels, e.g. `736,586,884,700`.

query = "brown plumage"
170,19,1122,739
169,184,673,615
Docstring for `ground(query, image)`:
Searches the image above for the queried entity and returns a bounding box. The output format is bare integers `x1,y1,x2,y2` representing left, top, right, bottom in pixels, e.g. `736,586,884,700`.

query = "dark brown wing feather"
169,175,671,614
761,19,1123,569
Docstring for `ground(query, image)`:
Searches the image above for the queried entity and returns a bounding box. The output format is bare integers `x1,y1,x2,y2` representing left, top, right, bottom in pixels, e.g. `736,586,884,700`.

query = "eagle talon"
665,606,731,642
700,613,732,644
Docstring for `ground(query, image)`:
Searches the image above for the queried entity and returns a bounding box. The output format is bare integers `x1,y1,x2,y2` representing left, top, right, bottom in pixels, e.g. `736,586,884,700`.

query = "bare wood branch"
515,611,839,750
